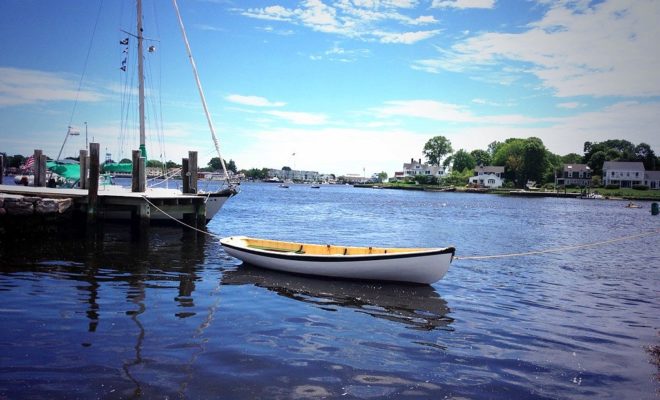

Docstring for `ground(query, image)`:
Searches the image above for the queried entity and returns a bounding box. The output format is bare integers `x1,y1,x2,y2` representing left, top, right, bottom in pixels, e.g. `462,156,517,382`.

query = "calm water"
1,181,659,399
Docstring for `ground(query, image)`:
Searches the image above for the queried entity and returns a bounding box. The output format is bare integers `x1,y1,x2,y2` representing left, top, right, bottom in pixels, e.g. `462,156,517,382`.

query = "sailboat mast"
137,0,147,159
172,0,230,184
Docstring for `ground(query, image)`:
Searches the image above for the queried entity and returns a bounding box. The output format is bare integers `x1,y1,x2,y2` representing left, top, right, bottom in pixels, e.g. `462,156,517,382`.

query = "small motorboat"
625,202,642,208
220,236,456,284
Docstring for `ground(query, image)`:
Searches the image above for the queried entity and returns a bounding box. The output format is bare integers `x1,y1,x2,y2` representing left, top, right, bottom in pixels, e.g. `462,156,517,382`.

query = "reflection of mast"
123,282,146,398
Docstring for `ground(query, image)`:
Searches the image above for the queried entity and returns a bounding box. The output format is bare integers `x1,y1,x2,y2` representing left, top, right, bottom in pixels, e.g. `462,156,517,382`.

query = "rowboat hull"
220,236,455,284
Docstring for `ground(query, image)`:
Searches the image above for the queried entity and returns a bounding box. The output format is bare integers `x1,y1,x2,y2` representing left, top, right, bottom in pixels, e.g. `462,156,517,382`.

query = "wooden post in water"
131,150,141,192
137,156,146,192
33,149,46,187
32,149,41,186
38,153,47,187
87,143,100,223
182,157,190,194
189,151,198,194
79,149,89,189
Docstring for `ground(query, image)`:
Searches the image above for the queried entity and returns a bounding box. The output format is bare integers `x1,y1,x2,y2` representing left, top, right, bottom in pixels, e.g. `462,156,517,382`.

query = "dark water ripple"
1,182,659,399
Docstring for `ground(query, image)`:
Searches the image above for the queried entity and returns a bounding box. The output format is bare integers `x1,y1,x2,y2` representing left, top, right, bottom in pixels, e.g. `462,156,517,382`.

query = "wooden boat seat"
248,244,306,254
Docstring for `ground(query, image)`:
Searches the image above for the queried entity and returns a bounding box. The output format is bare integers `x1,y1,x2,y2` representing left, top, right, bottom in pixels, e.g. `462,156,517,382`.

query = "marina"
1,182,658,399
1,0,659,398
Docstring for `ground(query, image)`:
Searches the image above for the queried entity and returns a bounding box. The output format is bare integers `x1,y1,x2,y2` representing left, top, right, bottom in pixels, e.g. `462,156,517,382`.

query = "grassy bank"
355,183,660,201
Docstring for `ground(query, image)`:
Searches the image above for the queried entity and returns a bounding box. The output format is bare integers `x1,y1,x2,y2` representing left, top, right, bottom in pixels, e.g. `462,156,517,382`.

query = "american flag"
23,155,35,171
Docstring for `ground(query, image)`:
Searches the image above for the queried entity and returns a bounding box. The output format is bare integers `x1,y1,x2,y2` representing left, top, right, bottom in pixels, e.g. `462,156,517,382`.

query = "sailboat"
50,0,237,223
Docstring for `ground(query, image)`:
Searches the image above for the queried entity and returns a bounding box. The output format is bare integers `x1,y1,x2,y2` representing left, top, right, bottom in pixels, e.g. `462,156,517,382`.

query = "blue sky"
1,0,658,176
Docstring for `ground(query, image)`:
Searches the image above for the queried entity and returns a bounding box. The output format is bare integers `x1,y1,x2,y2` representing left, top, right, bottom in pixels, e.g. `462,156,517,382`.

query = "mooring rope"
455,229,660,260
142,195,658,260
140,195,222,239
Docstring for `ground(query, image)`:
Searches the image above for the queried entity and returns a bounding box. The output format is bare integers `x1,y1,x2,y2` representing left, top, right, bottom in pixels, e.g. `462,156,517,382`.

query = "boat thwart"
220,236,455,284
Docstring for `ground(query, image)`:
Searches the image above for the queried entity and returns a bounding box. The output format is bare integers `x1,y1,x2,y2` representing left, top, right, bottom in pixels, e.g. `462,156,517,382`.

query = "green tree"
208,158,237,173
634,143,656,170
588,151,607,176
470,149,491,166
377,171,388,182
8,154,25,169
119,158,132,164
561,153,582,164
282,166,292,171
243,168,269,180
487,141,502,156
423,136,453,167
146,159,163,168
492,138,548,187
522,137,548,184
165,160,180,169
452,149,476,172
440,169,473,186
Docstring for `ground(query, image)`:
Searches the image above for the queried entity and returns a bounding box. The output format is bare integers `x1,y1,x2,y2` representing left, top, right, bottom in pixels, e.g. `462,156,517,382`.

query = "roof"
644,170,660,179
564,164,590,172
474,165,504,173
602,161,645,172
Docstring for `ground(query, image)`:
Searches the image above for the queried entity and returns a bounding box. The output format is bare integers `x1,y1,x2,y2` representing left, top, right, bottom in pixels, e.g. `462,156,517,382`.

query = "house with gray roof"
602,161,645,188
555,164,591,187
644,170,660,190
468,165,505,188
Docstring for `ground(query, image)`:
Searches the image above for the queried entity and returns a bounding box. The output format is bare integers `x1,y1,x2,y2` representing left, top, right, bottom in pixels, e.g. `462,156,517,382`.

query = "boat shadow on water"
221,264,454,332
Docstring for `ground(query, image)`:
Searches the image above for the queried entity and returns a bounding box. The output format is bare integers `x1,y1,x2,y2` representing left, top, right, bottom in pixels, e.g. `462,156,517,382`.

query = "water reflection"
221,264,454,331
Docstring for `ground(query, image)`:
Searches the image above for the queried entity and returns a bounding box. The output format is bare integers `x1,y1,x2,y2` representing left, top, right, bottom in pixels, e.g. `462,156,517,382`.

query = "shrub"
632,185,649,190
605,184,620,190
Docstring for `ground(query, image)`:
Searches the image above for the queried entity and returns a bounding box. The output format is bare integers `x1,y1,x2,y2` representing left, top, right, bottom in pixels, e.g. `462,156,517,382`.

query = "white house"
644,170,660,189
402,158,446,179
469,165,505,188
602,161,645,188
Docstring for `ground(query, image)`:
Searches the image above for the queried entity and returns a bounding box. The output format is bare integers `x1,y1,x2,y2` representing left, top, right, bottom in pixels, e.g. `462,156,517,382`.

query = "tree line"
420,136,658,188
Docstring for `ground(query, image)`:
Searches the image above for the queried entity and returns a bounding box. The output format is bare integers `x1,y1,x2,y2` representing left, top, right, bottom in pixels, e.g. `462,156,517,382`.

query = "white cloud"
226,94,286,107
310,44,371,62
0,67,105,107
417,0,660,98
229,126,429,175
374,99,540,124
375,29,442,44
432,0,495,9
556,102,582,109
265,110,328,125
239,1,441,44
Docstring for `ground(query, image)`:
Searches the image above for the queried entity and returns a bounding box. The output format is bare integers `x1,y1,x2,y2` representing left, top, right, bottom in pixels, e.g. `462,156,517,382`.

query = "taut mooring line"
455,229,660,260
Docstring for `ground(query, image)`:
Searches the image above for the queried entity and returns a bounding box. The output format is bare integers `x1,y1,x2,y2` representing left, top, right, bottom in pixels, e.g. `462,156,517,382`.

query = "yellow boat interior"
238,237,435,256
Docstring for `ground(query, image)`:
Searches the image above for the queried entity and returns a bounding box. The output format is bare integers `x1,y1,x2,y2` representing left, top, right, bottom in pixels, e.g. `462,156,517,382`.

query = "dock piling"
131,150,146,192
189,151,198,194
182,157,190,194
33,150,46,187
87,143,100,223
79,150,89,189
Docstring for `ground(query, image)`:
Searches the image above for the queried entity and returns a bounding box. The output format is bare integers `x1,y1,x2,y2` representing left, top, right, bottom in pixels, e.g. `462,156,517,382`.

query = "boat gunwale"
220,237,456,263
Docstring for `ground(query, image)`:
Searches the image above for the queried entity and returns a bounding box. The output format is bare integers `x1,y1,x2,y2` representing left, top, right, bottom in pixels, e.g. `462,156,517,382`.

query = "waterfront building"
468,165,505,188
555,164,592,187
602,161,645,188
402,158,446,179
644,170,660,189
268,168,320,182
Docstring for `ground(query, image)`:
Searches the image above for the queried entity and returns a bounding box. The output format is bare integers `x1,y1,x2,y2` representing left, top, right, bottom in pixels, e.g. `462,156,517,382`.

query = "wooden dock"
1,145,209,230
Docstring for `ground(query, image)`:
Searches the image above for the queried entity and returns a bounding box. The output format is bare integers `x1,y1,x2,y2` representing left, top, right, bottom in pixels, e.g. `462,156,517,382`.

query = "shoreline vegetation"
354,183,660,202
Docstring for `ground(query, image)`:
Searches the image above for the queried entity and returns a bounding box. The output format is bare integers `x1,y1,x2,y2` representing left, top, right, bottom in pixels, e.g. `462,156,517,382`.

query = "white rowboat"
220,236,456,284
